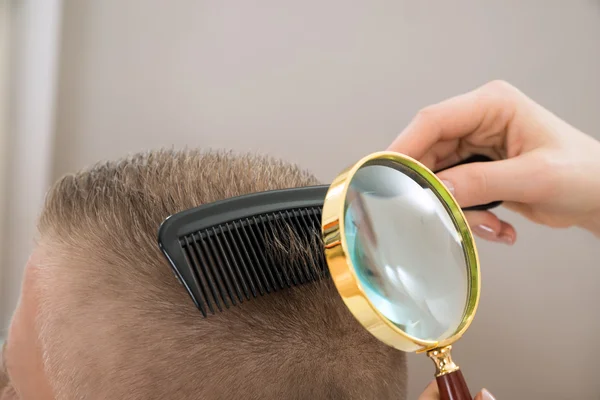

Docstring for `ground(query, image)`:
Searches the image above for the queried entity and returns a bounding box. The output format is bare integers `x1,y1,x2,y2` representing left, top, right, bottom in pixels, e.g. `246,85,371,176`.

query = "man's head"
1,149,406,399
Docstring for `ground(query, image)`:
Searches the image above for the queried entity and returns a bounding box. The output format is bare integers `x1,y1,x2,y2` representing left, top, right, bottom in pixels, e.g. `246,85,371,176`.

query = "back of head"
35,149,407,399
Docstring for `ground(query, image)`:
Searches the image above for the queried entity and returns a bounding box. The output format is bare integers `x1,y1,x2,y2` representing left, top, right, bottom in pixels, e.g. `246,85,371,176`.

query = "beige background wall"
9,1,600,398
1,0,62,338
0,4,10,326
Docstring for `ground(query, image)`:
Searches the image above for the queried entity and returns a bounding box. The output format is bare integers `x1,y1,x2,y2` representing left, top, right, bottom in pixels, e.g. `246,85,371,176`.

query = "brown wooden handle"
436,369,472,400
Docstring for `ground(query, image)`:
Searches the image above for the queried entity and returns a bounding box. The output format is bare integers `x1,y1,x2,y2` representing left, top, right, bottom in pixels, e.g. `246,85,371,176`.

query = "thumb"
437,156,536,208
417,380,439,400
474,388,497,400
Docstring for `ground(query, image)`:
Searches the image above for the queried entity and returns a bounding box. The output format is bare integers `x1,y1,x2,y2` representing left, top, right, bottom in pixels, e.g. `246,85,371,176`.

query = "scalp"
34,149,407,399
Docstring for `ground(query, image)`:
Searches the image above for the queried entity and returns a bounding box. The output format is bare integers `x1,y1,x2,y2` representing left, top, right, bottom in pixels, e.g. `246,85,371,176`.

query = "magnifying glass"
322,151,482,400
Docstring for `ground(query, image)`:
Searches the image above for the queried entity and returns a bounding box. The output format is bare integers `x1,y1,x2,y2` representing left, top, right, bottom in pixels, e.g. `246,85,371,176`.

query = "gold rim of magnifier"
321,151,480,353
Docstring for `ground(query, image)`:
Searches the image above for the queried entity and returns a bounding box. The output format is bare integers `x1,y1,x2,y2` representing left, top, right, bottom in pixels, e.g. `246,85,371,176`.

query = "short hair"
34,149,407,399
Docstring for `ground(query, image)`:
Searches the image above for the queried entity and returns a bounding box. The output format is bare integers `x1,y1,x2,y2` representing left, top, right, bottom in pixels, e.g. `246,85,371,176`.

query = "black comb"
158,155,502,316
158,186,330,317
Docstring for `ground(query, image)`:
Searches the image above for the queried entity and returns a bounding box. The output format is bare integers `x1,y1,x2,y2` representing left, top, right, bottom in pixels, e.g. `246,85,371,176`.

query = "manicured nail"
472,224,498,241
499,232,515,245
441,180,455,195
479,388,496,400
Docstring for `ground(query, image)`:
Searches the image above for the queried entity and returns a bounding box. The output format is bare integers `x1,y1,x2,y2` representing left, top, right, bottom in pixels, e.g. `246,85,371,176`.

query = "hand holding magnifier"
322,152,490,400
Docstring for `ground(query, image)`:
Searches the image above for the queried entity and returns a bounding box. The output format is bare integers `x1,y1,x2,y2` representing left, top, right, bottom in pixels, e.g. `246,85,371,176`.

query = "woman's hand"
418,380,496,400
389,80,600,243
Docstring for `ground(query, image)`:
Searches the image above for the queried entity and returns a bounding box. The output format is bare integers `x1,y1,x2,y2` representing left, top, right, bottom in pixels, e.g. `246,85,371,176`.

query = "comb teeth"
179,207,327,317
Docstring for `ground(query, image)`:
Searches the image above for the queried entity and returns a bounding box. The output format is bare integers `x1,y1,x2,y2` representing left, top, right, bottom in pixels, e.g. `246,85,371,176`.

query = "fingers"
418,380,496,400
475,388,497,400
388,80,521,160
437,156,534,208
465,211,516,245
418,140,461,170
417,380,439,400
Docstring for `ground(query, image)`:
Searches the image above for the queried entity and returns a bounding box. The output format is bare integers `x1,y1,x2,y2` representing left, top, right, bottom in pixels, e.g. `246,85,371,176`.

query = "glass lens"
343,163,469,341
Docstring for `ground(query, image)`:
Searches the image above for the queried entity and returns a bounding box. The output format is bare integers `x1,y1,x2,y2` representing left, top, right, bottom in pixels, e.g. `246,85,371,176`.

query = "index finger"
388,80,520,160
418,380,440,400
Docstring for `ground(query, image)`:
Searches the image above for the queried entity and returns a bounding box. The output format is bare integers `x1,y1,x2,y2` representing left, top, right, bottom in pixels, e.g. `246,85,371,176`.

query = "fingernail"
499,232,515,245
479,388,496,400
472,224,498,241
441,180,455,195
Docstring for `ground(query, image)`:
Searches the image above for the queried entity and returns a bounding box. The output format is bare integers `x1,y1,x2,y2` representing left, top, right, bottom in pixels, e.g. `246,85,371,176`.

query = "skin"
390,80,600,244
3,81,599,399
418,381,495,400
0,254,491,400
396,80,600,398
1,252,54,399
3,251,408,400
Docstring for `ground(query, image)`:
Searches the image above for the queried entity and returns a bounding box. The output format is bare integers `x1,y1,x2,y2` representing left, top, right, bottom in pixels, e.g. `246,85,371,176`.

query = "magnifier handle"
428,346,472,400
436,154,503,212
436,370,472,400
